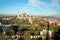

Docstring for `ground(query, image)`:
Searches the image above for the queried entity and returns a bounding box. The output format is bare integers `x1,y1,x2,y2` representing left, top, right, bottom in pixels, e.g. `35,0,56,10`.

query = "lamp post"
46,21,49,40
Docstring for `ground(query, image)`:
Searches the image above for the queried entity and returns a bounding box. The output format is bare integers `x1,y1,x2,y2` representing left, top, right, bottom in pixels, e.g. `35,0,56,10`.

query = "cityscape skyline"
0,0,60,16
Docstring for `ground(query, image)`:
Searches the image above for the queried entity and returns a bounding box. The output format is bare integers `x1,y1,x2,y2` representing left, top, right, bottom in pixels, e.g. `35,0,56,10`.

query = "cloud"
24,0,49,11
52,0,60,8
52,0,58,5
29,0,48,7
29,0,48,6
9,0,60,14
11,0,49,11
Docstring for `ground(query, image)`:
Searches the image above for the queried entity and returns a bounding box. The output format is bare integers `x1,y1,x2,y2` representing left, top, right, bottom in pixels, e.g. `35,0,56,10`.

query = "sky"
0,0,60,16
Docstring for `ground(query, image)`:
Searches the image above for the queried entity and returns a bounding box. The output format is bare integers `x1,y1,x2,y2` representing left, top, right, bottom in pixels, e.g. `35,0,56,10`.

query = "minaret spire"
17,10,20,18
30,11,32,17
18,10,20,15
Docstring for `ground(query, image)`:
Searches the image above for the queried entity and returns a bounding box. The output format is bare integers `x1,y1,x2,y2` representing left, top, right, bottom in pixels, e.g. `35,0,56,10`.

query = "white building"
17,12,33,24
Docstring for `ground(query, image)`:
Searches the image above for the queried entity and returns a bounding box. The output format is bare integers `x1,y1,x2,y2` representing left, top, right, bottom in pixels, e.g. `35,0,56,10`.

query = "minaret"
29,11,32,24
17,10,20,18
30,11,32,17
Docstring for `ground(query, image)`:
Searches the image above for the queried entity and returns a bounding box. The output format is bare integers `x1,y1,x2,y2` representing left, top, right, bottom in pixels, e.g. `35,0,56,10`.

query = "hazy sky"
0,0,60,16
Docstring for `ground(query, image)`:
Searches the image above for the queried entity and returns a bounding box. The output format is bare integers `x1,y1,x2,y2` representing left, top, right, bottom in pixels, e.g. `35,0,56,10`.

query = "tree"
38,23,46,29
0,26,3,40
11,25,18,34
0,26,3,33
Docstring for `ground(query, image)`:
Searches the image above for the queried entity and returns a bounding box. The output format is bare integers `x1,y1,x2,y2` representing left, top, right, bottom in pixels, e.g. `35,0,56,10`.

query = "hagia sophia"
17,12,33,24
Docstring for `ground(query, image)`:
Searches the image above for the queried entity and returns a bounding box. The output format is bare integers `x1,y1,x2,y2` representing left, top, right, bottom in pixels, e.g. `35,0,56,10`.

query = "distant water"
57,18,60,20
40,16,60,20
